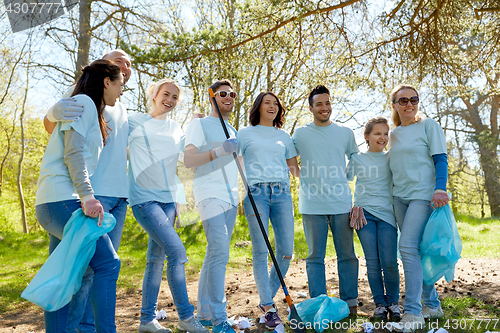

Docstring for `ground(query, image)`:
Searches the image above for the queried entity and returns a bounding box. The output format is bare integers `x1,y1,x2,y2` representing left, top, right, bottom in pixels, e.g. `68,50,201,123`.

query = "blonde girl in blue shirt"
128,79,208,333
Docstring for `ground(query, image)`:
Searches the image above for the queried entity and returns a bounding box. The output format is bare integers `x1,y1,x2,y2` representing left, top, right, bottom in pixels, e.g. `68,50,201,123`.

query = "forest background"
0,0,499,234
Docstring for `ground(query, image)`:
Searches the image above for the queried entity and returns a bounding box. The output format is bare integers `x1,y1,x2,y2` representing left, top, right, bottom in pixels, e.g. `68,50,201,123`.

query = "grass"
454,213,500,258
0,211,499,332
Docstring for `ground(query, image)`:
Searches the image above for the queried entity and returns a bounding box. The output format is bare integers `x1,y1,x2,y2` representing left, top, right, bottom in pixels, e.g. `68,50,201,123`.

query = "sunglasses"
215,90,237,99
393,96,419,106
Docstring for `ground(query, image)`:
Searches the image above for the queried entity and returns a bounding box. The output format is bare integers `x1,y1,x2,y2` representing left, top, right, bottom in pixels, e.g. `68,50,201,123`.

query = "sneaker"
258,303,276,313
373,304,388,321
394,313,425,332
198,319,213,328
422,305,444,319
138,319,172,333
387,302,401,321
349,305,358,317
212,321,236,333
178,317,209,333
263,308,282,329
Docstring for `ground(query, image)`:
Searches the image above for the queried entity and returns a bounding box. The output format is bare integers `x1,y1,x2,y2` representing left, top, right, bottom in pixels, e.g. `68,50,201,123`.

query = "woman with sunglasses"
35,59,123,332
128,79,209,333
388,84,449,332
237,92,299,329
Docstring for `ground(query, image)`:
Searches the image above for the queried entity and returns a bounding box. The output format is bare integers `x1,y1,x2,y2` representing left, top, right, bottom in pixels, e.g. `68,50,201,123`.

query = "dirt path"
2,257,499,333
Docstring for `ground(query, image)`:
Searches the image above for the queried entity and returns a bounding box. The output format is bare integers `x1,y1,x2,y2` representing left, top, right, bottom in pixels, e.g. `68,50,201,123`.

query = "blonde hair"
147,78,183,113
390,84,422,127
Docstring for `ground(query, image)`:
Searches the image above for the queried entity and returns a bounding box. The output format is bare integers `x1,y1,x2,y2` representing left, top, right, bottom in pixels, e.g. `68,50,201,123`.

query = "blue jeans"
132,201,195,323
78,196,128,333
356,210,399,306
393,197,440,316
244,183,294,307
36,200,120,333
196,198,237,326
302,213,358,307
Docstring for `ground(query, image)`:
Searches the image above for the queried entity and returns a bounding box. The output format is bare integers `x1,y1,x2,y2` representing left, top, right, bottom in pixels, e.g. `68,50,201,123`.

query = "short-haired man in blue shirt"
292,85,360,316
184,79,239,333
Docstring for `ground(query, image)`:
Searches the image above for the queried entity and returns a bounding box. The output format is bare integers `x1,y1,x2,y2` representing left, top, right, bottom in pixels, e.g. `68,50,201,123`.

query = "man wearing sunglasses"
292,85,360,317
184,79,239,333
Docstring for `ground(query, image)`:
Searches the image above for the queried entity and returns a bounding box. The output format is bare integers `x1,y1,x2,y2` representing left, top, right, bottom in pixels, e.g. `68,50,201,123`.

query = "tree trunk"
475,129,500,217
0,121,15,198
18,66,29,233
75,0,92,79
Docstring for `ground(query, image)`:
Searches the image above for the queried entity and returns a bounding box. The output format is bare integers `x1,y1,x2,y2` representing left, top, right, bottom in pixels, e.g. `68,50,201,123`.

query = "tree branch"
165,0,363,62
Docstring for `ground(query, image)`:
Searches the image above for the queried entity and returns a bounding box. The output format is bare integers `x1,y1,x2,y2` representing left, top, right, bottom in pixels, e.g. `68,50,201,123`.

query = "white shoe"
422,305,444,319
178,316,210,333
139,319,172,333
394,313,425,332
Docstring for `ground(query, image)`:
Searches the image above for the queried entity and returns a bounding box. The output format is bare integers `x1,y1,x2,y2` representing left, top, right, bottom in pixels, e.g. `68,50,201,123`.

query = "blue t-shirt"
292,121,359,215
389,118,447,201
184,116,239,206
238,125,297,185
90,102,129,198
127,112,185,206
347,151,396,227
36,94,103,205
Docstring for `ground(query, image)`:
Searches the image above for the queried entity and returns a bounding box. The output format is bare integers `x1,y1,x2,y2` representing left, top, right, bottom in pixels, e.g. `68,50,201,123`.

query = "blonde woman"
128,79,208,333
389,84,448,332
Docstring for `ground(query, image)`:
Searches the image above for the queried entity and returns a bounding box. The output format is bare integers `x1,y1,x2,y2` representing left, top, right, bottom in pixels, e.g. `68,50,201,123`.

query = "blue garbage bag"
290,294,349,332
22,208,116,311
420,204,462,286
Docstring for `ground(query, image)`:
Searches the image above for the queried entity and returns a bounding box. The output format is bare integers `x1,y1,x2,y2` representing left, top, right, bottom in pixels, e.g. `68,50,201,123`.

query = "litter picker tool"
208,88,305,333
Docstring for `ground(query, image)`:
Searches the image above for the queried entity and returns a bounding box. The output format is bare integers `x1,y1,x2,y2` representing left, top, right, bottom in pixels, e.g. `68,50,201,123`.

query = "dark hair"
364,117,389,145
308,85,330,106
71,59,121,143
248,92,285,128
209,79,233,93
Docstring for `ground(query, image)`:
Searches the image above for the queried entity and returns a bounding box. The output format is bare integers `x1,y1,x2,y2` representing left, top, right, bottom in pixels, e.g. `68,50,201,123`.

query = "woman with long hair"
237,92,299,329
35,59,124,332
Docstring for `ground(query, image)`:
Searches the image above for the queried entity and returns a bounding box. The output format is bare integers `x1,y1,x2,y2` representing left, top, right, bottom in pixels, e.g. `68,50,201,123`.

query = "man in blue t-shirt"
292,85,360,316
184,79,239,333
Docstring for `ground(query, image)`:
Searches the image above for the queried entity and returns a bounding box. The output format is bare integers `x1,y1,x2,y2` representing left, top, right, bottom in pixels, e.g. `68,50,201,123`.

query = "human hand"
214,138,238,157
191,112,206,120
46,97,85,122
350,206,367,230
81,195,104,226
431,190,449,208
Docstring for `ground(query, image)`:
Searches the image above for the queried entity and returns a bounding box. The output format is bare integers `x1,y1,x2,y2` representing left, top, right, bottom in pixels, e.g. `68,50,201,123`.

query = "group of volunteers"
35,48,449,333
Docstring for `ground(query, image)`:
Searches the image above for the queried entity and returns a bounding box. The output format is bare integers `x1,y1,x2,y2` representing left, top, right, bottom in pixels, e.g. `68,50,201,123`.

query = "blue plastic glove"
46,97,84,122
214,138,238,157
